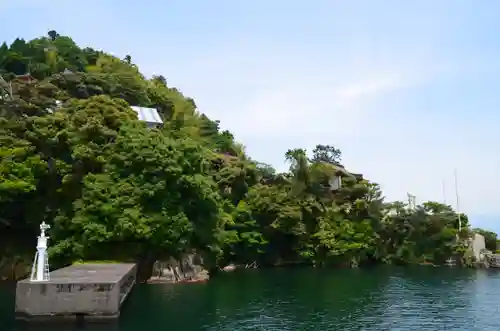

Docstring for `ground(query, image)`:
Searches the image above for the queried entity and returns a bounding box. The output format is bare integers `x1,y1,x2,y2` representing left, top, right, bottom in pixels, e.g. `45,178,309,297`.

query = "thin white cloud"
228,74,403,138
2,0,498,225
335,77,401,101
170,45,432,138
166,43,500,219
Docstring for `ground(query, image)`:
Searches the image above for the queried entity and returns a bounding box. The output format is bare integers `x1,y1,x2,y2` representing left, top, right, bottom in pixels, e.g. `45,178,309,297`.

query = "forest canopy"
0,31,494,277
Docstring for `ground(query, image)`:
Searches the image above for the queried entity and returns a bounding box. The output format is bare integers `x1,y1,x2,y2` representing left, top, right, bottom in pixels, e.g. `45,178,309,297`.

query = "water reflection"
377,267,497,331
3,267,500,331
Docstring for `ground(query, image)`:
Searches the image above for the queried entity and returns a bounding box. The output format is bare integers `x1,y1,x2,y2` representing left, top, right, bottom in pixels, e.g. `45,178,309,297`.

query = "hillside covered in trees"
0,31,493,279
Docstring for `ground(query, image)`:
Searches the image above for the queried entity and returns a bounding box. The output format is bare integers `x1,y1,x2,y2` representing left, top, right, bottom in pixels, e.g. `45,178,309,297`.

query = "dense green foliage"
0,31,492,277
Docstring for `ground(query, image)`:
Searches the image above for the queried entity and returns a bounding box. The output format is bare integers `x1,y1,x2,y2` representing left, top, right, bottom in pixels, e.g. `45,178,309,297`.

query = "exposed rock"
222,264,236,272
148,253,209,284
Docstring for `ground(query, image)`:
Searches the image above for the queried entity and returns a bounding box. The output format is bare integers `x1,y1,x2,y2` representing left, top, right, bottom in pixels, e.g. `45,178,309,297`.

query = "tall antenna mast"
454,168,461,232
442,179,446,204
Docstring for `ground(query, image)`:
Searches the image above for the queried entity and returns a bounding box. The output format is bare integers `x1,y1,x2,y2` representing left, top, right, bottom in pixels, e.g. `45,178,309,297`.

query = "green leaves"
0,146,45,199
0,31,485,277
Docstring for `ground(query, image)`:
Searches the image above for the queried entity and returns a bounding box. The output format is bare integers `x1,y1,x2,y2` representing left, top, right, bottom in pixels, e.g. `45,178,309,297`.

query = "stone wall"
16,282,120,317
15,264,137,321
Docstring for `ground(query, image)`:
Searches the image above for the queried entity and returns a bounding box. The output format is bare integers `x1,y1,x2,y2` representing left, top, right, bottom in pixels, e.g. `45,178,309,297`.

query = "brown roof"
331,164,356,177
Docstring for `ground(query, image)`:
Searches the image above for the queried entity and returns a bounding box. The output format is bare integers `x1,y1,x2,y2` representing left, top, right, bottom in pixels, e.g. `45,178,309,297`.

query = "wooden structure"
329,164,360,190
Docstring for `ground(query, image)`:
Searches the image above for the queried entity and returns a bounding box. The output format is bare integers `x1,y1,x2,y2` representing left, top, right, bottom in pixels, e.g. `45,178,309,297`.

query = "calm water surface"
2,267,500,330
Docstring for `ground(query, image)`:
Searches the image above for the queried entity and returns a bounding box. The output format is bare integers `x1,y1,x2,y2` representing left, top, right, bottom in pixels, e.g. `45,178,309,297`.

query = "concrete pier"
15,263,137,323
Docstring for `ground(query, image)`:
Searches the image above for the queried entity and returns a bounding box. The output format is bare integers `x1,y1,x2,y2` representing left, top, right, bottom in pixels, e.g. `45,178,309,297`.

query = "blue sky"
1,1,499,232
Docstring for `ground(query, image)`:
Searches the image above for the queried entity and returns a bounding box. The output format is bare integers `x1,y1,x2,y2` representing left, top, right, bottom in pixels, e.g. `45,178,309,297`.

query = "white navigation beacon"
30,221,51,282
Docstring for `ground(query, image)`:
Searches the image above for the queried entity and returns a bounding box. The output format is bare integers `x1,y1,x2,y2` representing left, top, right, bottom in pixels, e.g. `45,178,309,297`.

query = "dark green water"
2,267,500,330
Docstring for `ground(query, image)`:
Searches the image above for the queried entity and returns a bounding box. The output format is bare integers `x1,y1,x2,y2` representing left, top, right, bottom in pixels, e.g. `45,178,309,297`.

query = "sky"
1,0,499,232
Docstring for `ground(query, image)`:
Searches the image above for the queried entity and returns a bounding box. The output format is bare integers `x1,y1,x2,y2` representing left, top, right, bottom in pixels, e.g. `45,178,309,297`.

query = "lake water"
2,267,500,330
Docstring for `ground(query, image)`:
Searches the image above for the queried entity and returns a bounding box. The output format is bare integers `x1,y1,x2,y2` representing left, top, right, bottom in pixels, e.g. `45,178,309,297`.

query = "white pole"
32,222,50,282
454,168,461,232
442,179,446,204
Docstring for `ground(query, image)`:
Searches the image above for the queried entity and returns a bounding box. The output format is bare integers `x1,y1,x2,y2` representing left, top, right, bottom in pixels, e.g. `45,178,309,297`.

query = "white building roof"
46,100,63,114
130,106,163,125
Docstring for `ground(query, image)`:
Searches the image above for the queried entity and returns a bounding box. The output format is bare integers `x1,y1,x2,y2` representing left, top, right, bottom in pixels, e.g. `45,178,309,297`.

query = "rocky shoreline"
147,253,210,284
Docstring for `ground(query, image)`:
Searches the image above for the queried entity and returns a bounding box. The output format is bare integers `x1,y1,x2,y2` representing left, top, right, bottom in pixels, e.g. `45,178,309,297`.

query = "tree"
152,75,167,86
0,31,490,280
48,30,59,41
311,144,342,164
